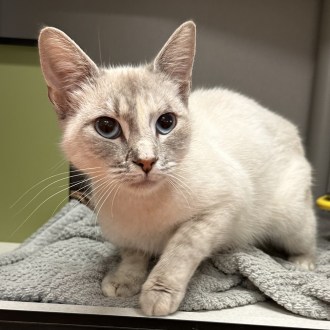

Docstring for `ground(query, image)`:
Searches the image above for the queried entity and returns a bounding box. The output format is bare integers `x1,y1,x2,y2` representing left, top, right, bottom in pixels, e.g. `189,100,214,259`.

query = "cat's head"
38,21,196,192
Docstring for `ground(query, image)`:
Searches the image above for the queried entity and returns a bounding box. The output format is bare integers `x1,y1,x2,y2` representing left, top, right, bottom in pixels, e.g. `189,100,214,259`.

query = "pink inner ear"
49,57,92,91
39,30,98,91
39,27,99,118
153,22,195,102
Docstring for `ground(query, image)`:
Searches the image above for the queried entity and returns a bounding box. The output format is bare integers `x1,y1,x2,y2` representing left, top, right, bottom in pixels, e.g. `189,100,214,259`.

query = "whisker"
50,174,106,217
10,166,103,209
92,178,121,226
92,185,111,226
167,178,191,209
10,172,68,209
110,181,123,220
93,179,119,213
88,176,114,205
97,27,103,66
166,173,193,196
57,169,104,189
96,181,122,220
12,169,104,217
10,178,100,238
72,176,112,228
48,159,67,174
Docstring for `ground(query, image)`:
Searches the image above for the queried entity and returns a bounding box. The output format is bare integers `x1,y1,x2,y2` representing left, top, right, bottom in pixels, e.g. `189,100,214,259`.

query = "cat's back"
189,88,304,157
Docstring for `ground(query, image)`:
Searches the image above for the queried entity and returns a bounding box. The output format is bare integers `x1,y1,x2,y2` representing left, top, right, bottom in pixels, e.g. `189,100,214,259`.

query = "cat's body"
38,22,316,316
97,87,314,256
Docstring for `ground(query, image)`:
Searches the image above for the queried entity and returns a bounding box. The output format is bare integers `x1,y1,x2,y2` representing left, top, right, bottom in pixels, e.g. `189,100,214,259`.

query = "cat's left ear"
153,21,196,104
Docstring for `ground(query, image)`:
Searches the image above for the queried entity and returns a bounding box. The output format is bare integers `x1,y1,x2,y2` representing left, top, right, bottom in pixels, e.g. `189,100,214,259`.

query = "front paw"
139,278,185,316
102,272,143,298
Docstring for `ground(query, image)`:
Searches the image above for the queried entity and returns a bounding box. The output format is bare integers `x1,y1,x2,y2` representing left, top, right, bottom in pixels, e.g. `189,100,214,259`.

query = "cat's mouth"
126,172,161,188
131,179,156,188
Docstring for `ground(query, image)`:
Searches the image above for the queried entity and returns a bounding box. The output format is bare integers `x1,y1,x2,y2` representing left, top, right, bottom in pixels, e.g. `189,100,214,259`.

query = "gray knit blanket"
0,201,329,320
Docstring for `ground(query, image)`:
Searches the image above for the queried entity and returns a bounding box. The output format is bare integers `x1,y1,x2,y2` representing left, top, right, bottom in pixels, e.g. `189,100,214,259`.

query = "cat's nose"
132,157,158,174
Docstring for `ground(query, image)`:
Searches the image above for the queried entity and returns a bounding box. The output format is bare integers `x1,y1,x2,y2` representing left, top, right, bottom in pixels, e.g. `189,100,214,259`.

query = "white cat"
38,21,317,316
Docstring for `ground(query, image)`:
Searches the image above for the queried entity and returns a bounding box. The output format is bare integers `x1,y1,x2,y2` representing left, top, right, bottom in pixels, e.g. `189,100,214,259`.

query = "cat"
38,21,317,316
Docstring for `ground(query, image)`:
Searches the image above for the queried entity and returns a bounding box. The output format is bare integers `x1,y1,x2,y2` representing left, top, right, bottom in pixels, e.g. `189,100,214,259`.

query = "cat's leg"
268,204,316,271
102,248,149,297
139,210,233,316
270,160,317,270
283,204,317,270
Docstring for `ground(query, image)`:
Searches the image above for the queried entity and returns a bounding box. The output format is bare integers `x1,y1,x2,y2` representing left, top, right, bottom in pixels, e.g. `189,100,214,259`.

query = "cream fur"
38,21,317,316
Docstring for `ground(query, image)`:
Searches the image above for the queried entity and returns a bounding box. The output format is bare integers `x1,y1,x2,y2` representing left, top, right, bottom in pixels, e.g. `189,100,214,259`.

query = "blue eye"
95,117,121,139
156,113,176,135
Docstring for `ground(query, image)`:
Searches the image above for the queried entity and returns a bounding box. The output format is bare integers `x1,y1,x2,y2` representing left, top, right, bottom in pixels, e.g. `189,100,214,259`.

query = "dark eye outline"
94,116,122,139
156,113,177,135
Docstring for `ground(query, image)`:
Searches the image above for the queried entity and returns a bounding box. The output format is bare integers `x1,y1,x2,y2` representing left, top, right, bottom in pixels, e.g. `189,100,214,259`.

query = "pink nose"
133,157,158,174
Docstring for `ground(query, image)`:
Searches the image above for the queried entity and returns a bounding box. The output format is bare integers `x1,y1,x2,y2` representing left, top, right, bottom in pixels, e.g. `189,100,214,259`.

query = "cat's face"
38,22,195,191
61,67,191,189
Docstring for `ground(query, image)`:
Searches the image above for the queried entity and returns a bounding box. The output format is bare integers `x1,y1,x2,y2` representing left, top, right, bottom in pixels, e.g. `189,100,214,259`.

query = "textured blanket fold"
0,201,329,319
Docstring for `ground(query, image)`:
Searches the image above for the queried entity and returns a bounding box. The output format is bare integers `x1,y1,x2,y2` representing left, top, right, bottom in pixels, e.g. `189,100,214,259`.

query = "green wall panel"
0,44,68,242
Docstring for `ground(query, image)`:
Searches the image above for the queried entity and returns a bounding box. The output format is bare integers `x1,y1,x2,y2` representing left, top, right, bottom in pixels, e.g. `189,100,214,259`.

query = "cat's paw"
139,278,184,316
289,254,315,271
101,272,143,298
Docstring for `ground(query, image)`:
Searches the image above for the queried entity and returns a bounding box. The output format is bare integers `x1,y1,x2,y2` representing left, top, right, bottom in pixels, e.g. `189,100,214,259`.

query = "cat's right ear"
38,27,99,120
